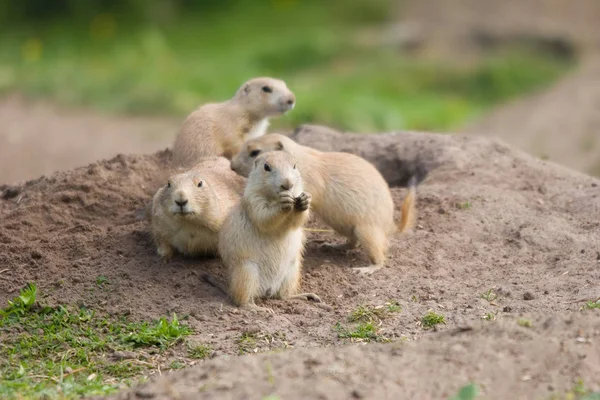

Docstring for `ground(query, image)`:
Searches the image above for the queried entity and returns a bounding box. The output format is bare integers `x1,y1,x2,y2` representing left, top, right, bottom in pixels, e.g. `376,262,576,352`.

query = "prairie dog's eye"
249,150,261,158
261,86,273,93
197,181,203,188
167,182,171,188
264,163,271,172
293,164,296,169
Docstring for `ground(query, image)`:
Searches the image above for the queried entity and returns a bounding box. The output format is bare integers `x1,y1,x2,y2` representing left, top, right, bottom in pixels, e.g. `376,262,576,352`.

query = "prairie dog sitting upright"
203,151,320,313
230,133,428,274
172,77,296,168
151,157,245,261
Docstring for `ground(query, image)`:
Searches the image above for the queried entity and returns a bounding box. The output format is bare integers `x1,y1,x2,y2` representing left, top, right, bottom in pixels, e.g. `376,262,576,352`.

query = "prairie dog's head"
154,169,217,221
234,77,296,118
231,133,295,177
247,151,302,200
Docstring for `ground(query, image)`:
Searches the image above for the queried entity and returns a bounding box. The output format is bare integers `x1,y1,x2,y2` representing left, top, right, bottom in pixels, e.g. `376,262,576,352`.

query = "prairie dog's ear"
275,141,284,150
243,83,250,94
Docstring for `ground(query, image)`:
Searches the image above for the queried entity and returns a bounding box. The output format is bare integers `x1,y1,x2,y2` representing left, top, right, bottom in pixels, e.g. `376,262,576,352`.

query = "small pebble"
523,292,535,300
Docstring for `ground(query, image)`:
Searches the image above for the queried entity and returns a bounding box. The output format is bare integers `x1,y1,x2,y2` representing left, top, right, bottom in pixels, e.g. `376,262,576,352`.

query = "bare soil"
1,124,599,399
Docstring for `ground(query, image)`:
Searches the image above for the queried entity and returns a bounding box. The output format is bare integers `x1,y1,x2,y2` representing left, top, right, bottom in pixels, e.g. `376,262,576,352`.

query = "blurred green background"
0,0,574,132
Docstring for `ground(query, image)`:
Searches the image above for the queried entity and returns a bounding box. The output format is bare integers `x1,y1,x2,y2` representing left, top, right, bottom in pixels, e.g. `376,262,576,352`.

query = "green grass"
187,343,212,360
449,383,479,400
458,201,473,210
421,311,446,329
549,379,600,400
581,300,600,311
517,318,533,328
335,321,390,343
0,1,574,133
481,312,497,321
0,282,193,399
481,289,497,302
348,301,401,323
237,332,258,355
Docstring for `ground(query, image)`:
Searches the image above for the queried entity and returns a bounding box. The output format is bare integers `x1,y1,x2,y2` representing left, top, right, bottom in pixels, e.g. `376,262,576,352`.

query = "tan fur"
230,134,422,274
151,157,245,261
172,77,296,168
215,151,320,313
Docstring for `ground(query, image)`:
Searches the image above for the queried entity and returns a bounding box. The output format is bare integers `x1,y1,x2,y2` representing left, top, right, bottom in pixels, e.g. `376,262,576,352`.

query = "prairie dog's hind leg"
229,260,261,308
353,225,388,275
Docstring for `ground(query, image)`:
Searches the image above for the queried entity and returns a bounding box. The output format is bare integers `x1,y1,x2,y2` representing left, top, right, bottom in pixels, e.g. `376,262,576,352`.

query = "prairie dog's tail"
398,177,418,233
397,165,428,233
201,273,229,298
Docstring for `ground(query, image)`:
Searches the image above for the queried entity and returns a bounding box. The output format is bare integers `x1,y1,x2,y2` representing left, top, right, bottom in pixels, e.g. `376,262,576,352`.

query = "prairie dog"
172,77,296,168
151,157,245,261
205,151,320,313
230,134,427,274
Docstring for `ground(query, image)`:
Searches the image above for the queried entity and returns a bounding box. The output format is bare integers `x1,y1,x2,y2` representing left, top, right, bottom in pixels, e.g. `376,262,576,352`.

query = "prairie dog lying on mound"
172,77,296,168
230,133,428,274
151,157,245,261
203,151,321,313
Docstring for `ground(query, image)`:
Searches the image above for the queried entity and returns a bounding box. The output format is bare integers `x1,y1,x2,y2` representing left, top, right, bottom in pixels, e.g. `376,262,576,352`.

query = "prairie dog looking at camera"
230,133,427,274
172,77,296,168
151,157,245,261
203,151,320,313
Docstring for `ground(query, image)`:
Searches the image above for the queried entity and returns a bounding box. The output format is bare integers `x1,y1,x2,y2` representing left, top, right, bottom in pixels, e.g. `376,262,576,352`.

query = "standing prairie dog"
230,134,427,274
172,77,296,168
204,151,321,313
151,157,245,261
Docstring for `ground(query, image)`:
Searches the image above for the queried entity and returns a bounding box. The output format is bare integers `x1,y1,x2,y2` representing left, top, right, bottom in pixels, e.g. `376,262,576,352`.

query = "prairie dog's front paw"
157,243,174,263
279,191,295,211
295,192,311,212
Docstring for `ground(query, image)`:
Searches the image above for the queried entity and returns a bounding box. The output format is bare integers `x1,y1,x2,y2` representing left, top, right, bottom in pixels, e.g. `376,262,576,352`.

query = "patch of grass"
96,275,110,286
335,321,389,343
457,201,472,210
421,311,446,329
0,2,573,133
517,318,533,328
237,332,258,355
481,289,497,302
386,300,402,313
348,301,401,323
449,383,479,400
550,379,600,400
580,300,600,311
481,312,497,321
0,282,37,317
0,282,193,399
168,360,186,370
123,314,191,348
187,342,212,360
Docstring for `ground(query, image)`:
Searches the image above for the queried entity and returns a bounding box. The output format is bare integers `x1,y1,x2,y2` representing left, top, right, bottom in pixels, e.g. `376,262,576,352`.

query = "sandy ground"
2,125,599,399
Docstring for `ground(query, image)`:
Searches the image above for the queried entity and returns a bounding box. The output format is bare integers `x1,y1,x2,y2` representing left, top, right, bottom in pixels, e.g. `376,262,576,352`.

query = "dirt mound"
104,312,600,400
1,125,599,399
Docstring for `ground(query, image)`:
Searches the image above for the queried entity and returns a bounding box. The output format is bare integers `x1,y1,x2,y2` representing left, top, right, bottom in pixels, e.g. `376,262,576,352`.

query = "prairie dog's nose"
280,179,293,191
175,199,188,207
286,93,296,105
